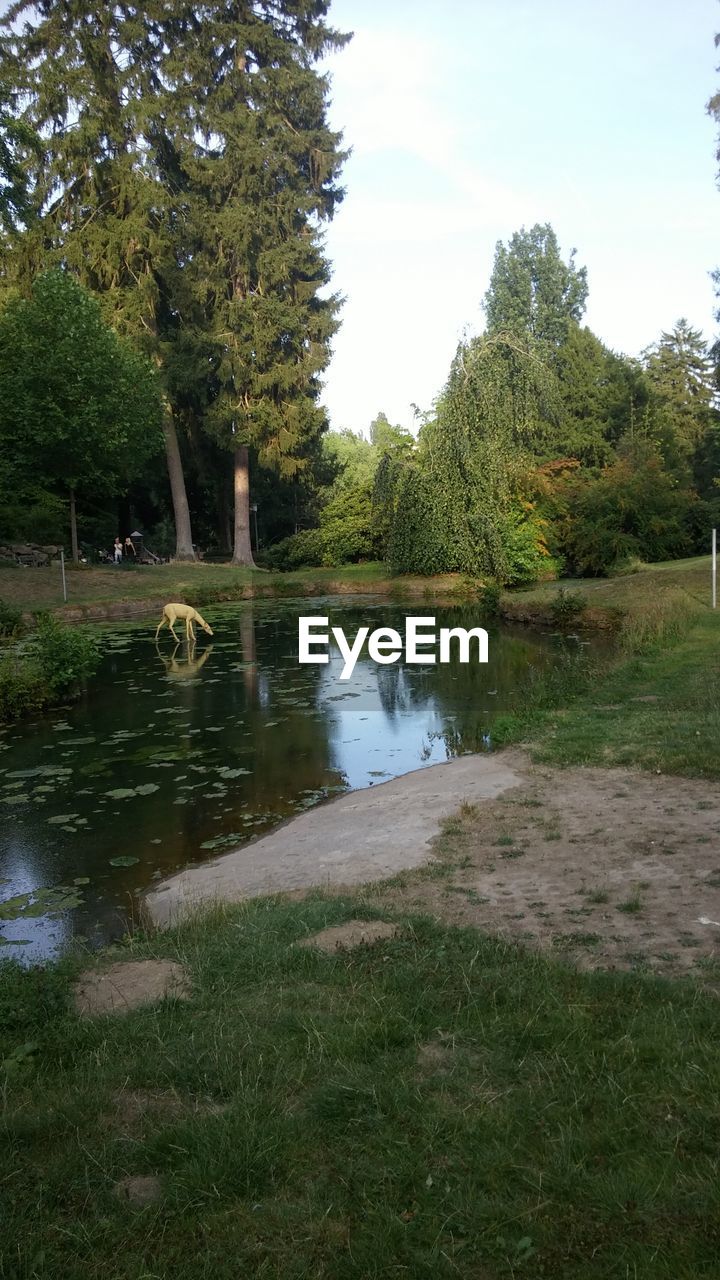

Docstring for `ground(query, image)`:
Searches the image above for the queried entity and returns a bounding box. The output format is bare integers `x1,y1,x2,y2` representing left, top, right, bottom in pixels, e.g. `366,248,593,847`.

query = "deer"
155,603,214,644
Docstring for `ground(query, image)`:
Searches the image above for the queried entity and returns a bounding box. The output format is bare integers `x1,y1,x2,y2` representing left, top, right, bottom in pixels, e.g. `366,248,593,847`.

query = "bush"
478,582,502,616
0,598,22,639
0,654,46,721
0,617,100,723
607,555,646,577
317,483,381,566
265,528,325,571
549,587,588,625
32,615,100,694
560,447,693,575
500,501,560,586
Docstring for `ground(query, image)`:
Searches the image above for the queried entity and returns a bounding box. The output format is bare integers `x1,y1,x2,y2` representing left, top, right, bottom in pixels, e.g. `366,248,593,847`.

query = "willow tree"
387,331,560,582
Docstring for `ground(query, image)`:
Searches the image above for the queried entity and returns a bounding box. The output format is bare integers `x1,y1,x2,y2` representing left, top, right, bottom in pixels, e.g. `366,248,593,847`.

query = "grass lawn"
1,550,714,621
0,560,441,615
492,598,720,777
3,895,720,1279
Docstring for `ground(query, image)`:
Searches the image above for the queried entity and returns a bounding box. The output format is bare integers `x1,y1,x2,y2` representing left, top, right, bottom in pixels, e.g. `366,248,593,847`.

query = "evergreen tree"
386,332,559,582
553,324,657,465
643,320,716,461
161,2,349,564
0,2,348,564
0,1,201,558
483,223,588,347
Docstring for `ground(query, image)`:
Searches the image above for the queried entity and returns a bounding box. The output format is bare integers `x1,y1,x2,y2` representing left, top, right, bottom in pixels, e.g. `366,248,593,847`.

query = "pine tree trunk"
232,446,256,567
69,487,79,563
218,479,232,554
162,405,195,561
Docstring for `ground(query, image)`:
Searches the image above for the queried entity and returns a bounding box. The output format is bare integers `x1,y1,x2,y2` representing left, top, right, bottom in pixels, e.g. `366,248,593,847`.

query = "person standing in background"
113,537,123,564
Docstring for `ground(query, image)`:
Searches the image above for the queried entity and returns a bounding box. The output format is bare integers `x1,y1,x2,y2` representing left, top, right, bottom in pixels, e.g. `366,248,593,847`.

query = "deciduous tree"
0,270,162,557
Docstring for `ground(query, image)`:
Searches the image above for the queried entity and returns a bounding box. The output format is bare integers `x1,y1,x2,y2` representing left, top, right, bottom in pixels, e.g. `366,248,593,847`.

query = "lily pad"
47,813,79,825
109,856,140,867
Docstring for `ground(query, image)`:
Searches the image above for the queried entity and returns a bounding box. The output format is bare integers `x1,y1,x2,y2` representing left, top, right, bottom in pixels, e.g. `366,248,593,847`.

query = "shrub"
0,654,45,721
559,446,693,575
607,555,646,577
0,617,100,723
265,529,325,571
0,598,22,639
549,587,588,625
32,615,100,694
500,501,559,586
478,582,502,616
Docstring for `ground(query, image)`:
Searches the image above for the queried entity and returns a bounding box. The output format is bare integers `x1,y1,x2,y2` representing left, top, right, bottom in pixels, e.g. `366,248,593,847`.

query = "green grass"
3,550,713,621
0,560,465,615
492,599,720,777
3,894,720,1279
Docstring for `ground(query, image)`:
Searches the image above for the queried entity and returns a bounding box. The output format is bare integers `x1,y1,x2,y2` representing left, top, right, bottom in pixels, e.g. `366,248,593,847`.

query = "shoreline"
144,752,525,928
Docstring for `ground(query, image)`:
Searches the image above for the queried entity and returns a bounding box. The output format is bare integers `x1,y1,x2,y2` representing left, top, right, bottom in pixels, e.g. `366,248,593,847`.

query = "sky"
319,0,720,436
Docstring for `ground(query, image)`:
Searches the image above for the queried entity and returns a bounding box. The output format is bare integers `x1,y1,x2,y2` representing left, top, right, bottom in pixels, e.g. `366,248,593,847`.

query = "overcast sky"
320,0,720,436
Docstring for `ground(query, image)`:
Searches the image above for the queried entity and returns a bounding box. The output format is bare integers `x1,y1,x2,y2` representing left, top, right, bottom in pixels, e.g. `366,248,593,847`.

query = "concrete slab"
144,753,525,928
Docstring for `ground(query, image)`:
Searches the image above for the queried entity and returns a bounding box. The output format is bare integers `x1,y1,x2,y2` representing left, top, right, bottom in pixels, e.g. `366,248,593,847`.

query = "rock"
297,919,400,953
113,1175,162,1206
73,959,190,1017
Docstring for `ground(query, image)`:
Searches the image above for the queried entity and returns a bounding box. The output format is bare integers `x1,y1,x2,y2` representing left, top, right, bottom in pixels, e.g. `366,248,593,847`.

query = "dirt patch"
371,759,720,979
298,919,400,953
109,1089,227,1134
73,959,190,1016
113,1174,162,1206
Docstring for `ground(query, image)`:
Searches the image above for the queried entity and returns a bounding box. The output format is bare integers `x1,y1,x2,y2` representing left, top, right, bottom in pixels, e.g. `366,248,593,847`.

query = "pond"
0,597,591,961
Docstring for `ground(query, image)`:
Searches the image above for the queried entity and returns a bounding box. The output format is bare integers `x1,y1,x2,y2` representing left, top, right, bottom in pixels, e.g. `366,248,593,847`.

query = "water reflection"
0,598,586,960
156,640,215,679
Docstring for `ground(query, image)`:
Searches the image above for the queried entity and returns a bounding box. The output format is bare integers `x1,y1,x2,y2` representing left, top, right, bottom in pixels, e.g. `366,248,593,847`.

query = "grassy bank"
1,552,713,630
0,560,465,618
492,557,720,777
3,895,720,1280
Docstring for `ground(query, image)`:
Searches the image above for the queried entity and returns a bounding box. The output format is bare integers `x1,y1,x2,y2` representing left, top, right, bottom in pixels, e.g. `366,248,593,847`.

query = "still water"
0,598,584,961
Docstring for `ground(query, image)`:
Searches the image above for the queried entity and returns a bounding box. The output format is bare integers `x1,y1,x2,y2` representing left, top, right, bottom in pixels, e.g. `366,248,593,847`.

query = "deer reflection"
156,639,214,678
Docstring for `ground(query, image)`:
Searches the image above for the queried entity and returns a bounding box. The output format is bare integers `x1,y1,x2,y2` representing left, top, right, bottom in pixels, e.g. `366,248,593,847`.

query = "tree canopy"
483,224,588,347
0,0,349,561
0,269,162,552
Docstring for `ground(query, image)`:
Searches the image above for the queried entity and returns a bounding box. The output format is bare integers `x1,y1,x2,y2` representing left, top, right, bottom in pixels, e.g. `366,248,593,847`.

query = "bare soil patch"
109,1088,227,1135
298,919,400,953
371,757,720,979
113,1174,163,1207
73,959,190,1016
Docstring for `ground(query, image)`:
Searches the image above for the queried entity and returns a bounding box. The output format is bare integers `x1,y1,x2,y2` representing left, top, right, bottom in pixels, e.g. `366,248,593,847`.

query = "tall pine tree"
152,2,349,564
0,2,348,563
